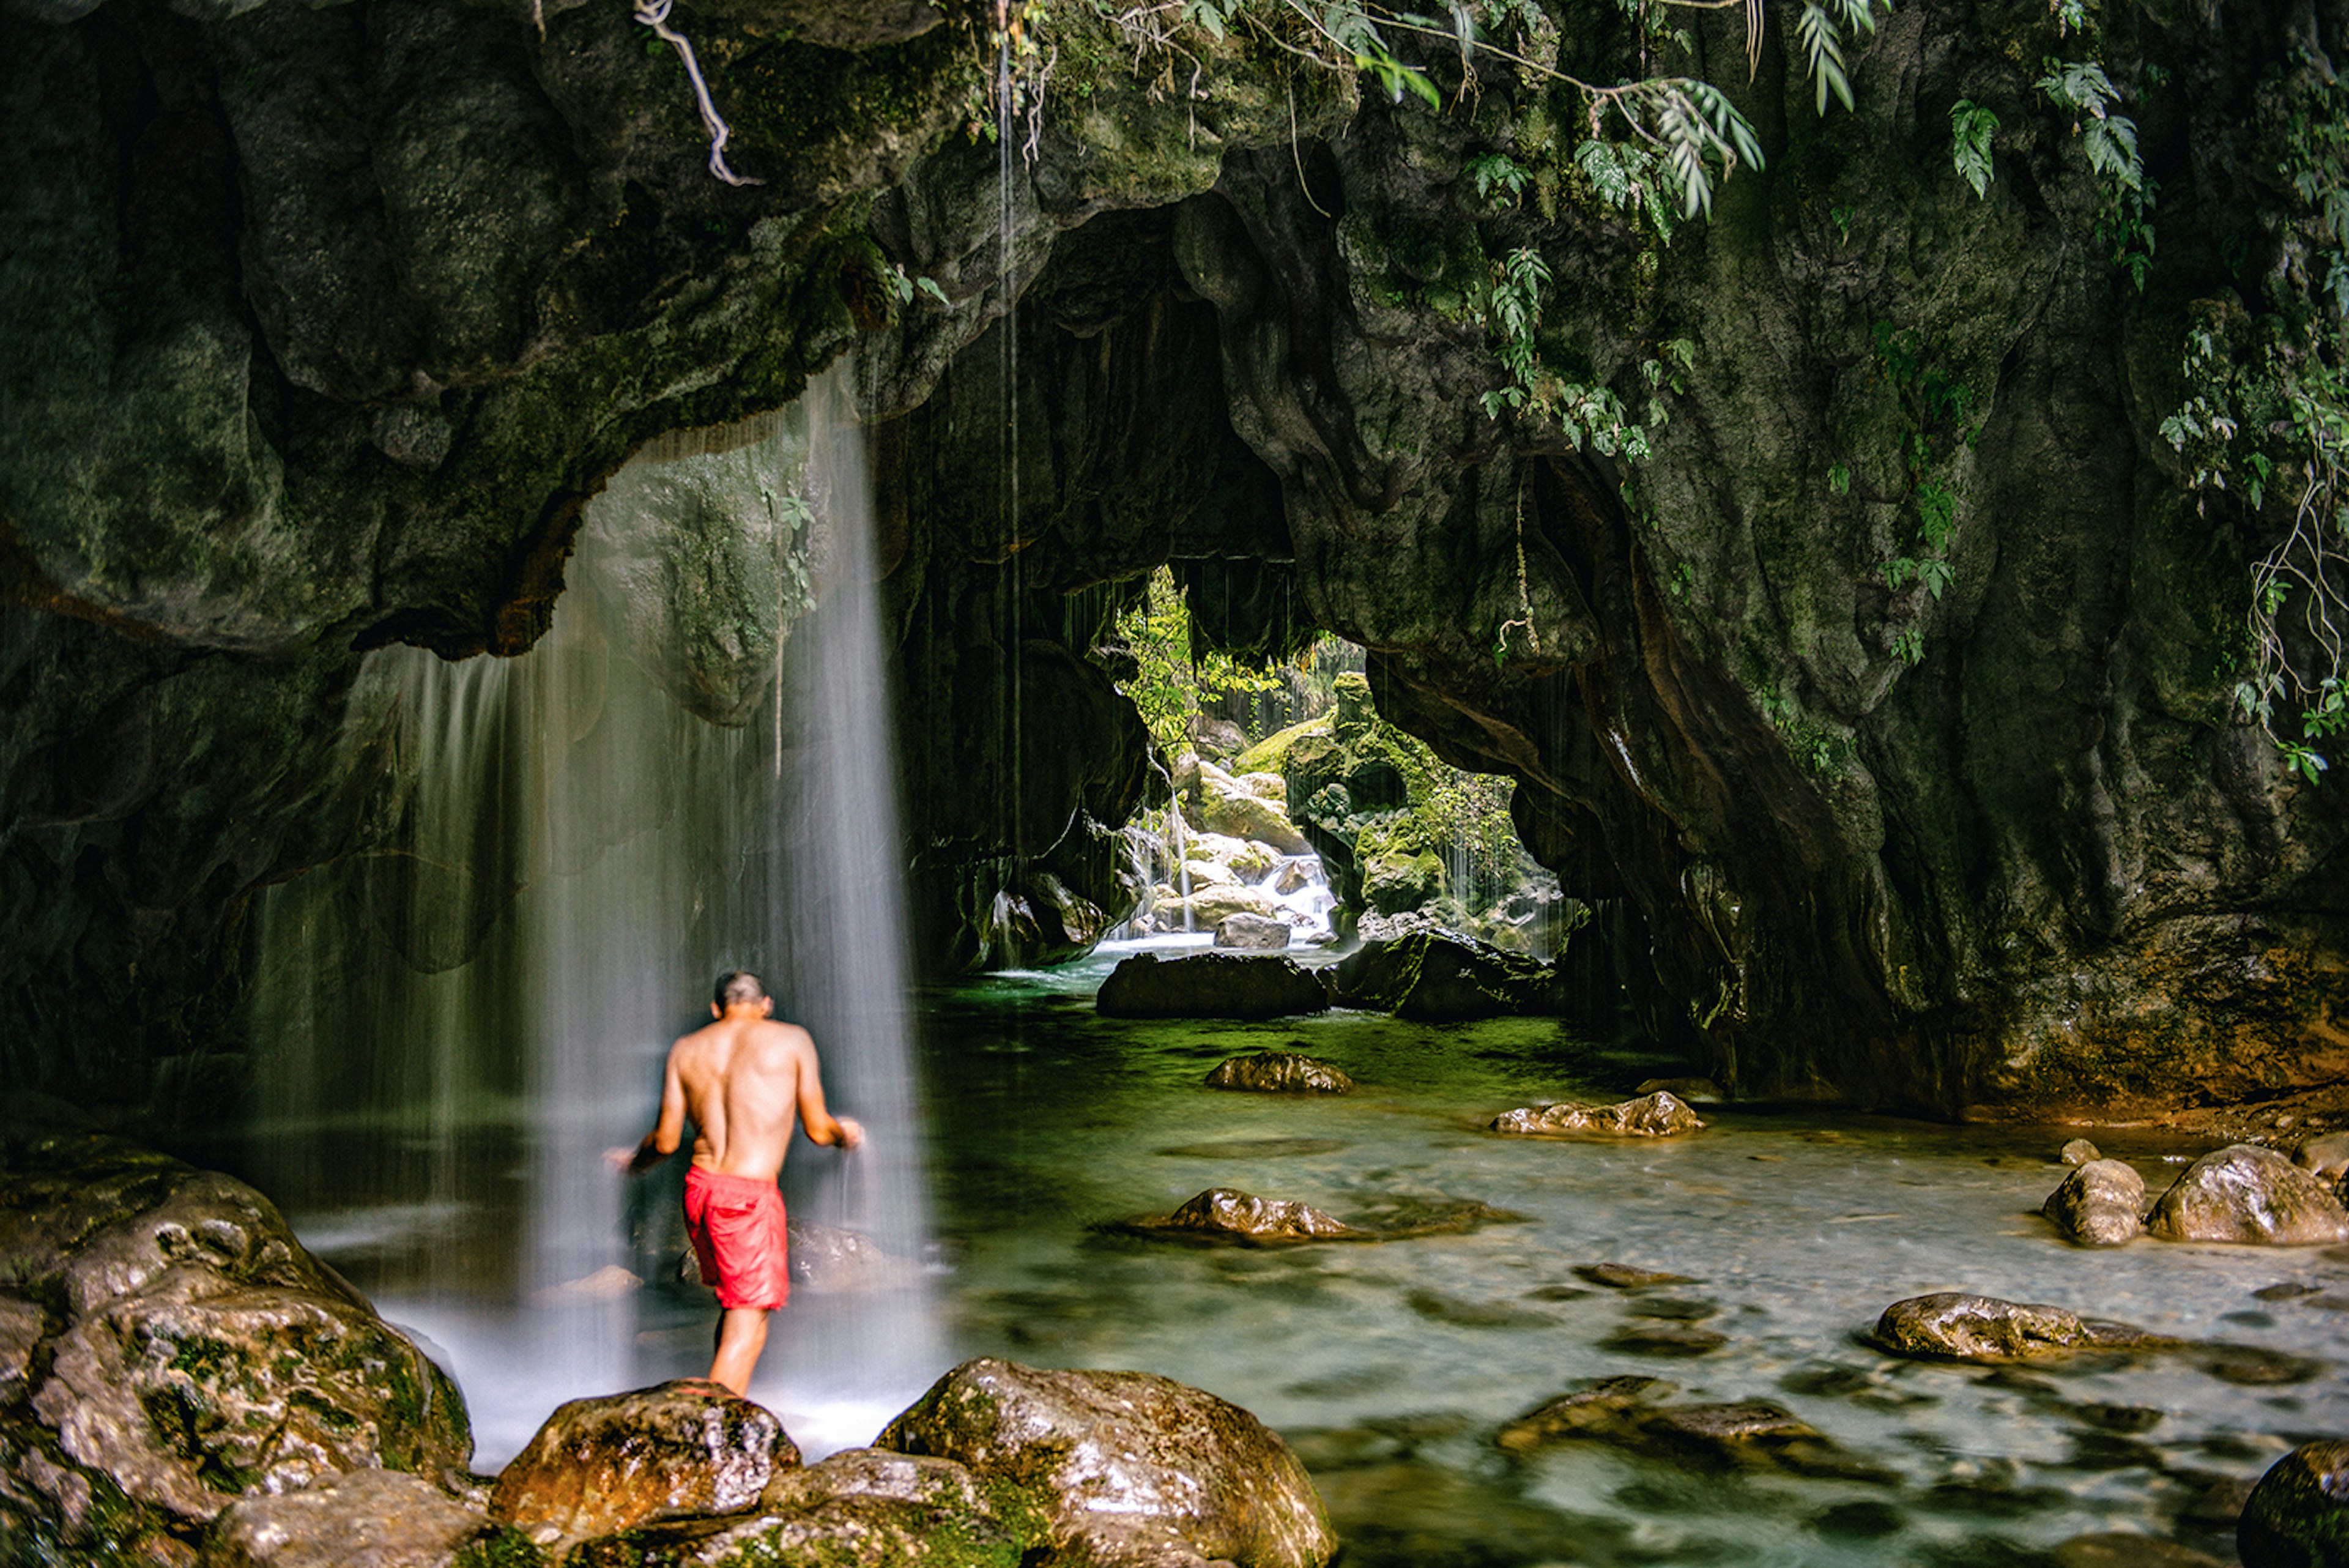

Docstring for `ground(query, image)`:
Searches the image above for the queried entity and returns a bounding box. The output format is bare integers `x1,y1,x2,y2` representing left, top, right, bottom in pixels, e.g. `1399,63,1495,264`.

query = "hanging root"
633,0,763,187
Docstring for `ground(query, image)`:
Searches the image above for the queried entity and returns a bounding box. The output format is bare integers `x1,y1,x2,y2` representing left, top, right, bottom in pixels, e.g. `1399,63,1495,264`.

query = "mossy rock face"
0,1133,472,1544
2240,1442,2349,1568
205,1467,530,1568
877,1357,1337,1568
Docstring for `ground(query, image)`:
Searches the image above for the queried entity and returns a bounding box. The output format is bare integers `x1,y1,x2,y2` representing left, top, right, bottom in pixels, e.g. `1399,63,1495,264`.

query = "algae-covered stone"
1096,952,1330,1020
2061,1139,2104,1166
201,1468,518,1568
2043,1159,2147,1247
2239,1441,2349,1568
2146,1145,2349,1245
1204,1052,1354,1093
1492,1091,1704,1138
1873,1293,2163,1362
490,1380,799,1545
1,1133,470,1531
1130,1188,1362,1243
878,1357,1336,1567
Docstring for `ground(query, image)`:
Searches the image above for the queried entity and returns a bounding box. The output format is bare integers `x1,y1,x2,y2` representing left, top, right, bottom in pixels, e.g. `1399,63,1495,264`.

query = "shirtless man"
607,972,863,1396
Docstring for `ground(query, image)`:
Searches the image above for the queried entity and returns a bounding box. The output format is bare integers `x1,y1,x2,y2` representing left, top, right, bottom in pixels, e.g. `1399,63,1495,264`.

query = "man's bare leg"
708,1307,769,1396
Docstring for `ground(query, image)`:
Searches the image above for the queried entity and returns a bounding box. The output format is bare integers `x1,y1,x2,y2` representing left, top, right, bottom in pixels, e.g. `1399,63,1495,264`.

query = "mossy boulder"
1329,932,1558,1020
1096,952,1330,1020
201,1468,527,1568
2239,1441,2349,1568
0,1132,472,1551
877,1358,1336,1568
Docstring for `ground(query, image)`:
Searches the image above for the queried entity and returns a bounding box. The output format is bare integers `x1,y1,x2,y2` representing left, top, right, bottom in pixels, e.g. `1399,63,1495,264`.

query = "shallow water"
244,933,2348,1562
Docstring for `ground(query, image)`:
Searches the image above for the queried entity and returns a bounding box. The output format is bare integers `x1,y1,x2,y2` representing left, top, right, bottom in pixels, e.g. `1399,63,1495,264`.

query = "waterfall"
245,366,940,1463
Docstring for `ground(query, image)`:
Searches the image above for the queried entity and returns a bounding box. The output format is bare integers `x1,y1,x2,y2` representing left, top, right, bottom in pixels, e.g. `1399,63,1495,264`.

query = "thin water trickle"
244,367,941,1465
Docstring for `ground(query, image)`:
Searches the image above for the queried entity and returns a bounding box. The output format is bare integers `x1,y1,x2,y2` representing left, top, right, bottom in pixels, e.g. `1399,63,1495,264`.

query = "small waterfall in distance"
246,366,939,1463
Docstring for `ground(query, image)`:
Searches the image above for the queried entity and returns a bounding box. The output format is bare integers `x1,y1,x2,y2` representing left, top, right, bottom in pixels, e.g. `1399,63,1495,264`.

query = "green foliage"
1950,99,1998,198
1111,567,1284,760
1466,151,1532,209
1794,0,1882,117
1756,685,1841,773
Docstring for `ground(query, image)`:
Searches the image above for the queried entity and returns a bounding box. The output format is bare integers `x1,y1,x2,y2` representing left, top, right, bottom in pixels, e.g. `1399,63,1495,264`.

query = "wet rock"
2042,1159,2148,1247
1496,1380,1889,1481
1873,1293,2165,1361
2240,1441,2349,1568
1122,1188,1363,1244
2147,1145,2349,1245
1603,1323,1729,1357
2257,1282,2321,1301
1339,1197,1527,1239
200,1468,521,1568
877,1356,1336,1568
1327,932,1559,1021
786,1219,916,1293
0,1133,471,1538
1362,849,1444,914
2061,1138,2104,1165
1492,1091,1704,1138
2054,1533,2228,1567
1204,1052,1354,1094
568,1449,1022,1568
1576,1263,1698,1288
490,1380,800,1545
1096,952,1331,1020
2298,1132,2349,1187
1182,759,1313,856
1215,912,1293,951
2178,1471,2258,1528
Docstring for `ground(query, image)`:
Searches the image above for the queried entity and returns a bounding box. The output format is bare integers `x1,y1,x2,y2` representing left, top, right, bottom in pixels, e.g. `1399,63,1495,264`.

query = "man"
607,971,863,1397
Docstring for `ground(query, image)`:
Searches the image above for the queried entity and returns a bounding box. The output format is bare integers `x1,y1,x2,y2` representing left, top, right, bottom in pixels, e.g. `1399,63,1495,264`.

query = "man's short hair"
714,971,767,1008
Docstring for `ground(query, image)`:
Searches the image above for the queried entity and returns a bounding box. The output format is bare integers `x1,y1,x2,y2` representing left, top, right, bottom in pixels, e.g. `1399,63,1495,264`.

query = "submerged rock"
1096,952,1331,1020
2239,1441,2349,1568
1603,1323,1729,1358
201,1468,520,1568
2145,1145,2349,1245
1215,912,1294,950
1328,932,1559,1020
878,1357,1336,1568
2061,1138,2104,1166
2053,1533,2228,1568
1873,1293,2164,1362
1576,1263,1699,1289
1492,1091,1704,1139
1496,1378,1890,1481
568,1449,1021,1568
1204,1051,1355,1093
1126,1188,1363,1243
786,1219,916,1293
2043,1159,2148,1247
491,1380,800,1545
0,1132,471,1551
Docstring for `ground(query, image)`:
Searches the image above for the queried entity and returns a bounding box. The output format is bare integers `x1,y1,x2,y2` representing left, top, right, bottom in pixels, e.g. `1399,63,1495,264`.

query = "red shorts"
683,1166,790,1310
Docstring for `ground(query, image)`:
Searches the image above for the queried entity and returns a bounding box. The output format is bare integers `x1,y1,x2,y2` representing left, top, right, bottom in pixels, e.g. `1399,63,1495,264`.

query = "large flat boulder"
2042,1159,2148,1247
1873,1293,2165,1361
1096,952,1330,1020
1492,1091,1704,1138
0,1132,471,1555
1328,932,1558,1020
877,1358,1335,1568
2146,1145,2349,1245
490,1379,799,1545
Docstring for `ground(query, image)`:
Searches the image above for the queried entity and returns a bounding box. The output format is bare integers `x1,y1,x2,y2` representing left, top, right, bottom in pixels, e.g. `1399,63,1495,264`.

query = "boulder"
877,1357,1336,1568
0,1132,471,1547
566,1448,1023,1568
2145,1145,2349,1245
2061,1138,2104,1165
1872,1293,2164,1361
1158,884,1286,929
2298,1132,2349,1187
1492,1092,1704,1138
200,1468,523,1568
1215,913,1293,951
1129,1188,1364,1243
1182,760,1313,856
1096,953,1330,1020
1362,849,1444,914
785,1219,916,1293
1329,932,1559,1020
1204,1052,1354,1093
490,1380,800,1545
2042,1159,2148,1247
2239,1440,2349,1568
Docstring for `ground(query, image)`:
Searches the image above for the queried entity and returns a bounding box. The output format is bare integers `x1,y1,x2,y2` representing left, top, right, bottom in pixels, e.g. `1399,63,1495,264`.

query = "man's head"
713,971,770,1014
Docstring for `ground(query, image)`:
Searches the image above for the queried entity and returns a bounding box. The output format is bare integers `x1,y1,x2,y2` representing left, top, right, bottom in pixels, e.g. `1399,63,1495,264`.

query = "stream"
251,931,2349,1566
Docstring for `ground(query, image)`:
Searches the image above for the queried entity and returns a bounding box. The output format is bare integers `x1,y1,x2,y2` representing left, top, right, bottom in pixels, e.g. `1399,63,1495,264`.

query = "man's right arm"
606,1047,689,1173
791,1031,864,1150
